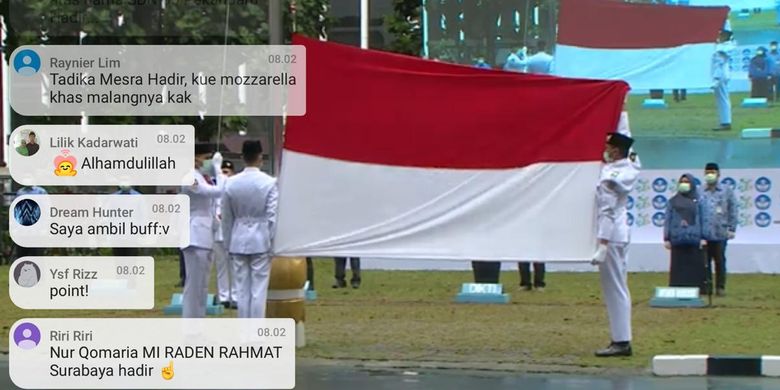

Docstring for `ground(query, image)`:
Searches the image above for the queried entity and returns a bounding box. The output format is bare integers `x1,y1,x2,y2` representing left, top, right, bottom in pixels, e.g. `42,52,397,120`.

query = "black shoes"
713,124,731,131
332,279,347,288
595,342,632,357
332,279,361,289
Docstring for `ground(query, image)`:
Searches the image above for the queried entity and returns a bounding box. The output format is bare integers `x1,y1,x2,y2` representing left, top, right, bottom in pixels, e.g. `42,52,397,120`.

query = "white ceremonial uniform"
711,52,732,126
222,167,278,318
526,51,554,74
596,158,639,343
212,188,237,305
615,111,642,169
181,169,224,318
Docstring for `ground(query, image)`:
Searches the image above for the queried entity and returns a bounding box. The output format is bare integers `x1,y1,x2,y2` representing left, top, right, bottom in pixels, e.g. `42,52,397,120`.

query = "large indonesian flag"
555,0,728,90
273,36,628,261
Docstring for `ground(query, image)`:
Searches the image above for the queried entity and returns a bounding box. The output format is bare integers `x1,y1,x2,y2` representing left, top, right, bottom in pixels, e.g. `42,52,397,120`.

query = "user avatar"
14,261,41,288
13,49,41,76
14,322,41,350
54,152,78,177
15,130,40,157
14,198,41,226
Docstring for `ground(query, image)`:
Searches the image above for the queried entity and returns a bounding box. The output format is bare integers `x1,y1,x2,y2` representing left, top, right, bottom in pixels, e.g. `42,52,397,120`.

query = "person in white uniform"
181,144,224,318
222,140,278,318
591,132,640,357
213,160,237,309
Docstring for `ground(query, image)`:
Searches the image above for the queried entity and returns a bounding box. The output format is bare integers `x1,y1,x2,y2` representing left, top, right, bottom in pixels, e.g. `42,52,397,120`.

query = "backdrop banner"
629,168,779,244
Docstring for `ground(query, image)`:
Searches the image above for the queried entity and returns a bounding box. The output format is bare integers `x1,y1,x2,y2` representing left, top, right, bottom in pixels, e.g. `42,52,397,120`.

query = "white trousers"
231,253,272,318
598,242,632,342
212,241,237,303
182,247,212,318
715,80,731,125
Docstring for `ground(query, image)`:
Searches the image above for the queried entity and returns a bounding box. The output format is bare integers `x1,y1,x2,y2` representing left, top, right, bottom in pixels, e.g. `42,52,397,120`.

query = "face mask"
704,173,718,184
199,159,214,176
603,151,613,163
678,182,691,193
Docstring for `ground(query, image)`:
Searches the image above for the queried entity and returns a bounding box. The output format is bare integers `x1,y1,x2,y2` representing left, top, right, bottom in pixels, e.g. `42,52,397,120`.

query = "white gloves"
212,151,223,172
591,243,608,265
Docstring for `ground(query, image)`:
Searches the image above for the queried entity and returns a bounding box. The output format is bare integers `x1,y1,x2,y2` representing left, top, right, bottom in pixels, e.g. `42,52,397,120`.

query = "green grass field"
730,11,779,31
627,92,780,139
3,257,779,371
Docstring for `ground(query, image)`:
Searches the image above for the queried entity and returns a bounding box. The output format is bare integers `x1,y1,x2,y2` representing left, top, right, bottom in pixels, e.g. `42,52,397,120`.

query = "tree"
287,0,332,40
385,0,422,56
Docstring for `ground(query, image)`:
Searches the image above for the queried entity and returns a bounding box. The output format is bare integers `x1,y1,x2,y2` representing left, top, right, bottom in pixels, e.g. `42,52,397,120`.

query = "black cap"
194,143,214,155
221,160,234,170
606,132,634,150
705,162,720,171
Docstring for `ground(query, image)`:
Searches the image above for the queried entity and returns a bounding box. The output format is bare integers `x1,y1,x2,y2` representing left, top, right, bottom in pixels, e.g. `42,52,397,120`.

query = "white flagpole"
360,0,369,49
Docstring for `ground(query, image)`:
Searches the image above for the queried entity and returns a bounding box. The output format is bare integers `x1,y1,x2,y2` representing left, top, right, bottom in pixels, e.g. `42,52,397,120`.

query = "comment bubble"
10,194,189,248
9,318,295,389
8,125,194,186
9,45,305,116
9,257,154,310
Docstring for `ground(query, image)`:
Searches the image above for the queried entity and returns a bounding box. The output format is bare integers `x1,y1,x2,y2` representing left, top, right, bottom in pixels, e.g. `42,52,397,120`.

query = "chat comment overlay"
10,194,189,248
9,125,194,186
10,45,305,116
9,257,154,310
9,318,295,389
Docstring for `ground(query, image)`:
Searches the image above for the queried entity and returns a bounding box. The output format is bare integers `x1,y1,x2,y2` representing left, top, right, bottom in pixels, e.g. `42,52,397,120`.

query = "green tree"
287,0,332,40
385,0,421,56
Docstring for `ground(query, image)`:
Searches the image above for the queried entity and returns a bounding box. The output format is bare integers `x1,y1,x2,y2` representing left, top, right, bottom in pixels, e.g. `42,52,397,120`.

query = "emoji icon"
161,361,174,380
54,150,77,177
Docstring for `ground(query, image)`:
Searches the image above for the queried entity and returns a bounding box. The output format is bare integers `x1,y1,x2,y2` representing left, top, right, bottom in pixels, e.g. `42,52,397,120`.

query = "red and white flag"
273,36,628,261
555,0,728,90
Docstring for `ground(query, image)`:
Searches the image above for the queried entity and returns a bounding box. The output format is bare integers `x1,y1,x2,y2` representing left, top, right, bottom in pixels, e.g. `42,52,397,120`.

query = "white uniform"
615,111,642,169
526,51,554,74
222,167,278,318
596,158,639,343
213,189,237,305
181,170,224,318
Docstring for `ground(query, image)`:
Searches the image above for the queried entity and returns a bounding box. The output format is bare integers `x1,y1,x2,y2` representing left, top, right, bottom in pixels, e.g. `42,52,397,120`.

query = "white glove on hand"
591,243,608,265
212,151,223,171
728,231,736,240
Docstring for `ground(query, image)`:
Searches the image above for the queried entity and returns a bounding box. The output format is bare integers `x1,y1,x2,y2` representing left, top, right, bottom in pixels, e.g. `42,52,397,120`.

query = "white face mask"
678,182,691,193
603,151,614,163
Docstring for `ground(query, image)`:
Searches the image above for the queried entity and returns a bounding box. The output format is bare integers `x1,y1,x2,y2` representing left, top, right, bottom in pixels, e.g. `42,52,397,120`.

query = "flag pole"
360,0,369,49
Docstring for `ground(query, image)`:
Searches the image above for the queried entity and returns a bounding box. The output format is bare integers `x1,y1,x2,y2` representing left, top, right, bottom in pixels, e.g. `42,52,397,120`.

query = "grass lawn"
2,257,779,370
730,11,779,31
626,92,780,139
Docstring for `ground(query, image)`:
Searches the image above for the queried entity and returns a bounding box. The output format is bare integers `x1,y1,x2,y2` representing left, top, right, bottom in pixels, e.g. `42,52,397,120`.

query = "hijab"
670,173,698,225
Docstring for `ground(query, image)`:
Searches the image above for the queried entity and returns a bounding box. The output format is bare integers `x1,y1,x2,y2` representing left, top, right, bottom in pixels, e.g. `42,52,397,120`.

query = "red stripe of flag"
286,36,628,170
557,0,728,49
